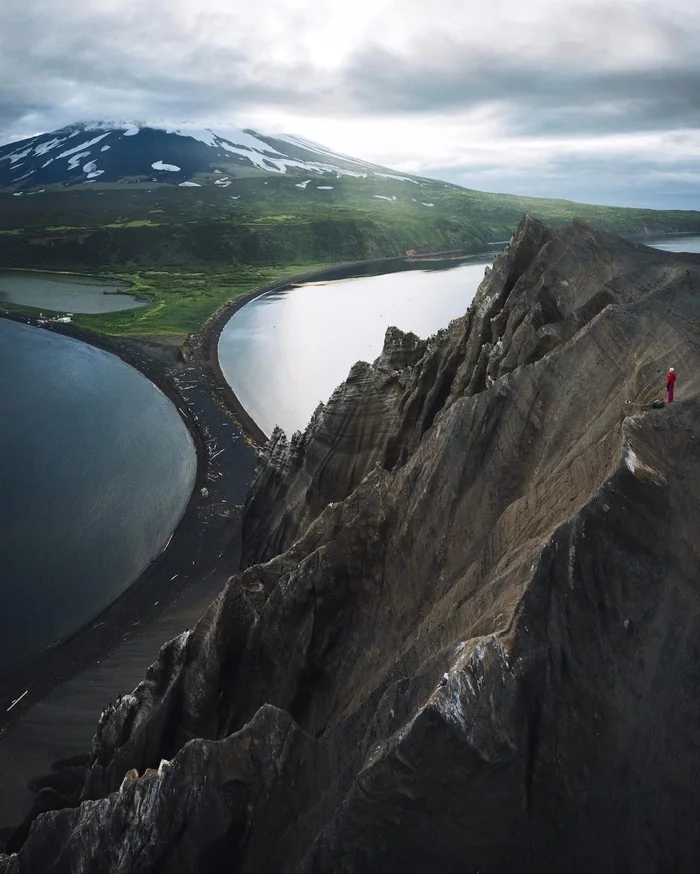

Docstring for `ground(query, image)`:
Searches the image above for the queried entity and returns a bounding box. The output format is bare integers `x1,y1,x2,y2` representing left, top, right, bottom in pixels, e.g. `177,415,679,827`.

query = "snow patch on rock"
3,146,32,164
66,151,91,170
271,132,375,168
34,137,67,157
375,172,419,184
56,133,109,161
152,160,181,172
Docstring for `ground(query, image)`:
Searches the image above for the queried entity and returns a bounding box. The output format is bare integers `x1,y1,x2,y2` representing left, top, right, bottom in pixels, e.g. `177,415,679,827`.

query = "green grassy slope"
1,173,698,334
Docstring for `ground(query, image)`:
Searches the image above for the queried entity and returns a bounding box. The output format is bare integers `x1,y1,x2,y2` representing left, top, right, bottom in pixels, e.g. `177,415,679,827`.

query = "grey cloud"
0,0,699,210
333,2,700,135
3,0,699,140
340,41,700,135
424,152,700,210
0,0,332,142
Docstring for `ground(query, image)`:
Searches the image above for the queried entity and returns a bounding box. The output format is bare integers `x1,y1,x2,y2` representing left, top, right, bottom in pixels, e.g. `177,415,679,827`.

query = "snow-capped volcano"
0,122,418,191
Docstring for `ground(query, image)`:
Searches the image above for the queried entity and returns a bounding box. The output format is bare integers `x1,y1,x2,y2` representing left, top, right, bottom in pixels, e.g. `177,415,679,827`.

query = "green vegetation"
0,263,328,335
103,220,162,229
1,174,698,335
70,264,328,335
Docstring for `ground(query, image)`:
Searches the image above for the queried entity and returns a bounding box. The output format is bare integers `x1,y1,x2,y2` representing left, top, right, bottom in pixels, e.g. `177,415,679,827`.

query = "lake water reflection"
645,235,700,254
219,236,700,439
218,262,491,437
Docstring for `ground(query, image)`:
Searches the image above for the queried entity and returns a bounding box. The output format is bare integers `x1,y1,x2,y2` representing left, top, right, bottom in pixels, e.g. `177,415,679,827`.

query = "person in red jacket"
666,367,676,403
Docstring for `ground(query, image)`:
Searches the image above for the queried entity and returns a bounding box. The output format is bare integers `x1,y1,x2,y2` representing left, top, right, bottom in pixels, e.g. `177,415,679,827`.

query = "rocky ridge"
242,216,688,566
3,218,700,872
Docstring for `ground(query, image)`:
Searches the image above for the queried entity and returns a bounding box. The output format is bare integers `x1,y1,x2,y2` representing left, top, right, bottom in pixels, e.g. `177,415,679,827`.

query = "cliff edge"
3,218,700,873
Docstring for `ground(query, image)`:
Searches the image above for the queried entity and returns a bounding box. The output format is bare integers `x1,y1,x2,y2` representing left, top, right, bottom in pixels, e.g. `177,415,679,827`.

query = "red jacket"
667,371,676,387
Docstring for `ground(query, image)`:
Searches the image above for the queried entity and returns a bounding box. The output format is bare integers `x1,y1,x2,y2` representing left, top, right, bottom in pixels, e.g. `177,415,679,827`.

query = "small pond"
0,270,149,314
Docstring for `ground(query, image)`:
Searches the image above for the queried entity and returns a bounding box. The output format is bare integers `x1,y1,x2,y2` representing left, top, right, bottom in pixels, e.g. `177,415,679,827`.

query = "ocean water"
0,320,196,669
218,262,491,437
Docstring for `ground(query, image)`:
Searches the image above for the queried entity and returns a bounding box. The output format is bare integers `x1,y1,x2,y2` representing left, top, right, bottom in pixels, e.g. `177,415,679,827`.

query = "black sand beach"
0,251,479,842
0,315,259,839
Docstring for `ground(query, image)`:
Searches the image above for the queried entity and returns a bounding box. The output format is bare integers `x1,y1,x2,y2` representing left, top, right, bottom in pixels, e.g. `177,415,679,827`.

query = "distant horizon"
1,118,698,214
1,0,699,212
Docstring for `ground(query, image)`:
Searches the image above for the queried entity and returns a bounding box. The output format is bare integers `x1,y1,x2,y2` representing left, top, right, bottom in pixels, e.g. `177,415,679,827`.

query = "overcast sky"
1,0,699,208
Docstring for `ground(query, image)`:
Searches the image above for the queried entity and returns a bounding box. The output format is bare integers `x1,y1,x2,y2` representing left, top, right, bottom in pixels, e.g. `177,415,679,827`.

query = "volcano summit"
0,122,410,192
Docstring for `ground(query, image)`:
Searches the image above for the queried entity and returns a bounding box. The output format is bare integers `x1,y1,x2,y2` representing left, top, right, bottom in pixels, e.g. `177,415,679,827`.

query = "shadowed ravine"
3,217,700,873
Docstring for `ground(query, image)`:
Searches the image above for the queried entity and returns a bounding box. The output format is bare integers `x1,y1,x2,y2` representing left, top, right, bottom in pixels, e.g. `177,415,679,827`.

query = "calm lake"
0,320,196,669
0,270,148,314
219,237,700,438
646,236,700,254
219,262,491,437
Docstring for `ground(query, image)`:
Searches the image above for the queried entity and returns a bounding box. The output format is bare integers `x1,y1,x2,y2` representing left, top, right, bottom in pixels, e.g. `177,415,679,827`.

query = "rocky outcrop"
4,218,700,873
241,216,681,568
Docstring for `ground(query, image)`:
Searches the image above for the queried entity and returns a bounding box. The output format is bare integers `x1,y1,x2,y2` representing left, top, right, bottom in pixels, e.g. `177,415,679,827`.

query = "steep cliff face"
241,216,682,568
4,219,700,873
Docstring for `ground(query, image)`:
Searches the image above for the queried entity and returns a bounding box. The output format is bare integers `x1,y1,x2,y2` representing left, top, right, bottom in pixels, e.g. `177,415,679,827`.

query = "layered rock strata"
3,218,700,873
241,217,686,567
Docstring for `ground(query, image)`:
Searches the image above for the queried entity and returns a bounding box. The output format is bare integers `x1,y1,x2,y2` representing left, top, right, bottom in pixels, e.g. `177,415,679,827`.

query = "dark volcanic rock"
0,122,389,192
5,218,700,873
241,216,679,568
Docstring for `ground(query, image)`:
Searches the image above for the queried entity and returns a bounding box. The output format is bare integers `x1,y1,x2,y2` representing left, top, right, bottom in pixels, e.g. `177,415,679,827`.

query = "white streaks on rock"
34,137,66,156
56,133,110,161
66,151,91,170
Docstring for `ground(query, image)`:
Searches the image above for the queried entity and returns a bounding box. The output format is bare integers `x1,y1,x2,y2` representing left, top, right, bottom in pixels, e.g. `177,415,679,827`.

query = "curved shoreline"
0,307,274,734
6,235,679,722
0,316,212,718
1,239,696,836
0,250,490,838
197,251,487,446
0,251,480,727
